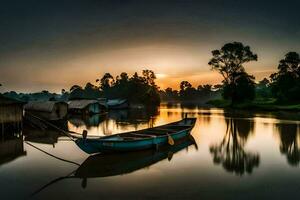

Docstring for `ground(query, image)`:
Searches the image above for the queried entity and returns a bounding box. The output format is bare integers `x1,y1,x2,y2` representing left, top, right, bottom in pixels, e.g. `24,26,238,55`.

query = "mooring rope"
30,170,77,197
25,141,80,166
26,112,102,139
26,112,76,141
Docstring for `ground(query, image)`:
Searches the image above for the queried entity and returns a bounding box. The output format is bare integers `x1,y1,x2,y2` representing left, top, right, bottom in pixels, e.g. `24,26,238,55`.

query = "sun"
156,73,168,79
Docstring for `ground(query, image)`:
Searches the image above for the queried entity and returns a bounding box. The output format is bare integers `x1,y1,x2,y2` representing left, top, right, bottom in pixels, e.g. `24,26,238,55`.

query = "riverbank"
207,98,300,112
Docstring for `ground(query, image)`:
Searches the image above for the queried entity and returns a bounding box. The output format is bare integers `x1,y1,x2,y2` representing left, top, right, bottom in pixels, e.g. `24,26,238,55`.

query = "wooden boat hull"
76,118,196,153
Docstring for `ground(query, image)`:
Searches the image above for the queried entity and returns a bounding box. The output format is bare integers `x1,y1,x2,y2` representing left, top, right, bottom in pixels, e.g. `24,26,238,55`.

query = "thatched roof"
68,100,100,109
24,101,67,113
107,99,127,106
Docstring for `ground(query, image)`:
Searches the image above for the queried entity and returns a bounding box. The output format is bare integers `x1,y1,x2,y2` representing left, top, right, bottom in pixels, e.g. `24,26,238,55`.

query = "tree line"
209,42,299,104
160,42,300,105
2,70,160,106
66,70,160,106
2,41,300,106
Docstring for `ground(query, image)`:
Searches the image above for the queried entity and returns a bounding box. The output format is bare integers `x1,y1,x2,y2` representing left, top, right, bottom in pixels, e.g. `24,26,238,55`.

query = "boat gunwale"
88,118,196,143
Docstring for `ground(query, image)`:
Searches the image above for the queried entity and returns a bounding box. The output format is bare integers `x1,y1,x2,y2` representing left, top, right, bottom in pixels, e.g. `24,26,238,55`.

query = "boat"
75,136,197,178
75,118,196,153
107,99,129,109
32,136,197,194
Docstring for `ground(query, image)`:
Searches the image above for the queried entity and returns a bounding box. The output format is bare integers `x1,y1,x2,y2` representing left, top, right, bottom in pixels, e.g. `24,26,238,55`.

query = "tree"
223,72,256,103
180,81,192,91
160,87,179,101
209,42,258,103
256,78,271,99
213,84,223,91
278,52,300,75
100,73,114,91
198,84,212,93
142,69,157,87
119,72,129,82
270,52,300,102
96,70,161,106
70,85,82,92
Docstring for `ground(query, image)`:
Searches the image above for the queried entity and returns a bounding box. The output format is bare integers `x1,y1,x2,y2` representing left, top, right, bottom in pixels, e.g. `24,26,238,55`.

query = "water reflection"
68,114,106,129
0,130,26,167
4,103,300,199
33,136,196,194
209,114,260,175
108,107,159,125
276,123,300,166
68,107,159,136
76,136,196,179
23,120,68,146
0,103,26,167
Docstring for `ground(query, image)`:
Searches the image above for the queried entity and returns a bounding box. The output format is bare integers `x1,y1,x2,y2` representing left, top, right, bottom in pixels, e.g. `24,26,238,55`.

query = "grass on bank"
207,98,300,111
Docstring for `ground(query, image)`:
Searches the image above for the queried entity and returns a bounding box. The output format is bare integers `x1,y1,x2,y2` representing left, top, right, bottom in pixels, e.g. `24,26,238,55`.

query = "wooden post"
1,122,4,141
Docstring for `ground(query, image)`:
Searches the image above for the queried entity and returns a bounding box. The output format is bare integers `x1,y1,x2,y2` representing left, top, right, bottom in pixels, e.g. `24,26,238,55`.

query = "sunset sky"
0,0,299,92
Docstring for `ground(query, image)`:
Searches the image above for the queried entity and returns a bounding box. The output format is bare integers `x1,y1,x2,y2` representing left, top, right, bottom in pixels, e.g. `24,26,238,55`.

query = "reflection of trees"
210,117,259,175
68,114,106,129
109,107,159,126
276,123,300,166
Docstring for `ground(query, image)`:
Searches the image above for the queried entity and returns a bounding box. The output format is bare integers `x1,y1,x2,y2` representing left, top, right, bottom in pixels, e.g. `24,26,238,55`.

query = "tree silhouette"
70,85,82,92
180,81,192,91
208,42,257,104
100,73,114,91
210,117,259,175
256,78,272,99
179,81,197,100
270,52,300,102
222,72,256,103
94,70,160,106
142,69,156,87
278,52,300,75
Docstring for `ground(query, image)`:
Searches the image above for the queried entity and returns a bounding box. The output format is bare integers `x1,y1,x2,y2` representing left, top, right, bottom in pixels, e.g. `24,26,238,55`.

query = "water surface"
1,104,300,199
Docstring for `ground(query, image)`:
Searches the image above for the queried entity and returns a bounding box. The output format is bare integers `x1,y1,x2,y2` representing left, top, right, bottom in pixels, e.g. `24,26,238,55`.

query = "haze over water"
1,104,300,199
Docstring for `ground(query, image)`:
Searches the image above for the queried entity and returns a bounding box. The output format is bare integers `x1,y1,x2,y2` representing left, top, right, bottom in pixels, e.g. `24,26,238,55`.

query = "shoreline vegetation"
1,42,300,112
207,99,300,112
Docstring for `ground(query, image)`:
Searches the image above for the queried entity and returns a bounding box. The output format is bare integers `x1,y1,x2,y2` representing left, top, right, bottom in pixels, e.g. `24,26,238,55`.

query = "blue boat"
31,136,197,195
76,118,197,153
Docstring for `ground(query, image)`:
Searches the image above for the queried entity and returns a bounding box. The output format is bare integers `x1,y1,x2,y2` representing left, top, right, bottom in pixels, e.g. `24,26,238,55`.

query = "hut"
68,100,107,115
97,98,108,108
107,99,129,109
24,101,68,121
0,95,24,136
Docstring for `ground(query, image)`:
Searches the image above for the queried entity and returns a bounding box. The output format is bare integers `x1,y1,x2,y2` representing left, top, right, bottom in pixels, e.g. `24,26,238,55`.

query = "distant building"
68,100,107,114
24,101,68,121
107,99,129,109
